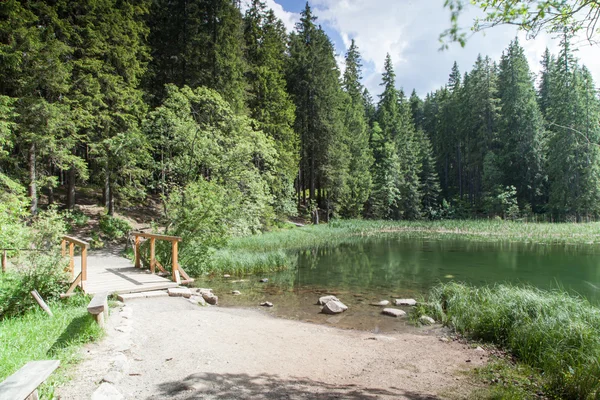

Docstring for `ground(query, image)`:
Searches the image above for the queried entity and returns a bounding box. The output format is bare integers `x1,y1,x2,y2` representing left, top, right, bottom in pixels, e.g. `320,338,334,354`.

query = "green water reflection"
199,236,600,332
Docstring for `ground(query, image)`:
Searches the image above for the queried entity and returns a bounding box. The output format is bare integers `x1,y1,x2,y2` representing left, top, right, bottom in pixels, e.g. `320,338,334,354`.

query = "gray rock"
231,290,241,295
317,295,339,305
370,300,390,306
92,383,124,400
202,292,218,305
382,308,407,317
101,371,122,384
321,300,348,314
419,315,435,325
260,301,273,307
168,287,192,298
188,295,206,306
475,346,485,352
394,298,417,306
197,288,213,295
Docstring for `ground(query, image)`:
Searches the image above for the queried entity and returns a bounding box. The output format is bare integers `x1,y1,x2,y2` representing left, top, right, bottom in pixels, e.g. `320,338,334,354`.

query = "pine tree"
497,38,546,211
339,39,373,218
243,1,297,216
416,129,441,216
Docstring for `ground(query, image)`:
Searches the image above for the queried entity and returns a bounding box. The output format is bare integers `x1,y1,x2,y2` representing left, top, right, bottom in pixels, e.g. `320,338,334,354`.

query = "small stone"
168,288,192,298
101,371,122,384
440,337,450,342
260,301,273,307
394,298,417,306
382,308,407,317
317,295,339,305
419,315,435,325
475,346,485,352
92,383,124,400
231,290,241,295
259,278,269,283
321,300,348,314
370,300,390,306
223,274,231,278
202,292,218,305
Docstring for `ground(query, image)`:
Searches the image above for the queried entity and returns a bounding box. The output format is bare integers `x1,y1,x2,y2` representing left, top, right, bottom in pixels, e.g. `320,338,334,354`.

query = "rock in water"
317,295,339,305
394,298,417,306
382,308,406,317
370,300,390,306
260,301,273,307
202,292,218,305
419,315,435,325
231,290,241,295
321,300,348,314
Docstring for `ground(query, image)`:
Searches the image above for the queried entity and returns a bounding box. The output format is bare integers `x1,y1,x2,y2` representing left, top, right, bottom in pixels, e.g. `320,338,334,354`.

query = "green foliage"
423,282,600,399
0,296,103,397
99,215,132,241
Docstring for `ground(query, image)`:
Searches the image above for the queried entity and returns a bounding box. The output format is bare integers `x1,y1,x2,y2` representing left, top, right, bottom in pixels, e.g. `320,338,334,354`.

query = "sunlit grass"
0,295,104,398
422,283,600,399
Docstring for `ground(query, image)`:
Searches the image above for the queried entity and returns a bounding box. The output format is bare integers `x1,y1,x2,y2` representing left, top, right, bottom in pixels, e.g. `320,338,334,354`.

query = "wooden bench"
0,360,60,400
87,292,109,327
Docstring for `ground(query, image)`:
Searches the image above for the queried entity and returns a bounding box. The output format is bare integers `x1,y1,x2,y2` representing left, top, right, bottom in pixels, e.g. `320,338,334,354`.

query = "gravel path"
57,297,487,399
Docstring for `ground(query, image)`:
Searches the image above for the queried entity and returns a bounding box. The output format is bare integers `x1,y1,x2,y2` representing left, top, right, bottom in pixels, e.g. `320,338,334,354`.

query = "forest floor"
56,297,489,400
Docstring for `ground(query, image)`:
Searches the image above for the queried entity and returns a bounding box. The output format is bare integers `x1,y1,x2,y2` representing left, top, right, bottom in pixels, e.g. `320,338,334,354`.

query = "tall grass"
0,295,103,397
424,283,600,399
208,219,600,275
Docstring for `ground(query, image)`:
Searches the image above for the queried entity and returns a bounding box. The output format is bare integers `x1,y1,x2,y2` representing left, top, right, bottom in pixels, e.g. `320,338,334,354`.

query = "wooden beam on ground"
30,290,53,317
0,360,60,400
87,292,109,328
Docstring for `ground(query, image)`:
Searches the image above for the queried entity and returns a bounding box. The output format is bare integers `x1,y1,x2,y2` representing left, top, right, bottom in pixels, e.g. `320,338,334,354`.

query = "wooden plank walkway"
73,248,178,295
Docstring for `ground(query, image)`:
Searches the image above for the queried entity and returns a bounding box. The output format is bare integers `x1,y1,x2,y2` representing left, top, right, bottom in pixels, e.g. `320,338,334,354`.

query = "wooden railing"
61,236,89,295
130,231,192,285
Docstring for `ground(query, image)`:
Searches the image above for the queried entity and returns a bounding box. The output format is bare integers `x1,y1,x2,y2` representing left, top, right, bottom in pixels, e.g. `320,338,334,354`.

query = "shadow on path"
150,372,442,400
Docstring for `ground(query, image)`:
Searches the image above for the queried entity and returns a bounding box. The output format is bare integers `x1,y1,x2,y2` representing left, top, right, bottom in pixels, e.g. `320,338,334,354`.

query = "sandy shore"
57,297,487,399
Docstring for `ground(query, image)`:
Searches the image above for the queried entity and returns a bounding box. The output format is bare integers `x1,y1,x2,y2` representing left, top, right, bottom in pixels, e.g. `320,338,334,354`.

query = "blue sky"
243,0,600,99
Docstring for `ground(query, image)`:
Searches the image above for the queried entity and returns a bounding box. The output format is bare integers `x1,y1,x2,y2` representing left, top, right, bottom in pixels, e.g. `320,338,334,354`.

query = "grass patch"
209,219,600,276
421,282,600,399
0,295,104,398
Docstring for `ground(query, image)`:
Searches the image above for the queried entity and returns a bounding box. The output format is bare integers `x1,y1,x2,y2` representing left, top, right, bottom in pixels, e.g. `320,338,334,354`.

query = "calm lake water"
197,236,600,332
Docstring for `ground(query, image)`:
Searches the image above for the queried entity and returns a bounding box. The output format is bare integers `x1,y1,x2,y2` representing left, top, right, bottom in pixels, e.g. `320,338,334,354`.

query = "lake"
197,236,600,332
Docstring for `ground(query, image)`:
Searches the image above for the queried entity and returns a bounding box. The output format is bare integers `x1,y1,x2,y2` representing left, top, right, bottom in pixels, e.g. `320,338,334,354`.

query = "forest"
1,0,600,234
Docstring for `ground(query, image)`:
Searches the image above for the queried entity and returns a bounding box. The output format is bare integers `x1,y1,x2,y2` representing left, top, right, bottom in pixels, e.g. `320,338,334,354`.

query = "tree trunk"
47,184,54,205
29,142,38,215
104,160,110,211
66,166,76,210
108,182,114,216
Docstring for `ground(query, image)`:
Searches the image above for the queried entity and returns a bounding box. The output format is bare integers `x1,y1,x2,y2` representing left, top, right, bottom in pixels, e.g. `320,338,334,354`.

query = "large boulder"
317,295,339,305
382,308,406,317
394,298,417,306
321,300,348,314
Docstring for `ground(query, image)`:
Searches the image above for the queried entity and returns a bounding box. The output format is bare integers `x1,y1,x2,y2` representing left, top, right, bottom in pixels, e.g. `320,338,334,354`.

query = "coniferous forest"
1,0,600,231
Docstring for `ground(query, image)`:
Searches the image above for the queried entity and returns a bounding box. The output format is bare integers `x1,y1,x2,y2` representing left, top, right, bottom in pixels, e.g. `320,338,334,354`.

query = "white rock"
92,383,124,400
370,300,390,306
260,301,273,307
321,300,348,314
394,298,417,306
168,288,192,298
317,295,339,305
188,295,206,306
475,346,485,352
419,316,435,325
223,274,231,278
232,290,241,295
382,308,407,317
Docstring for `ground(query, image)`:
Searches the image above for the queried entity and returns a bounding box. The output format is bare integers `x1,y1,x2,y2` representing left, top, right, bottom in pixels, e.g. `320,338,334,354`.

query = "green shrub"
65,209,90,228
422,283,600,399
99,215,132,240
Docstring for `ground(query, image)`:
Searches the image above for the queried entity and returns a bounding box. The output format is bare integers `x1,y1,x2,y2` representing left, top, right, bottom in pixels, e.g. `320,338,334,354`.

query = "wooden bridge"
60,232,193,296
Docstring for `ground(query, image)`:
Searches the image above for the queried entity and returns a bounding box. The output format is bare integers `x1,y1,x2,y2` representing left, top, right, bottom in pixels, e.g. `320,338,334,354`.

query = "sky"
241,0,600,98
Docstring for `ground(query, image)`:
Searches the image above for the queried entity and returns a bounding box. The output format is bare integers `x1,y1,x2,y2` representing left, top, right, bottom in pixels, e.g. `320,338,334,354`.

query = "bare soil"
57,297,487,399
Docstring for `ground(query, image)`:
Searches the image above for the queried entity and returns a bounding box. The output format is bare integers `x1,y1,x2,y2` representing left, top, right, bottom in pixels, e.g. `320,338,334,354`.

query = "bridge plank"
0,360,59,400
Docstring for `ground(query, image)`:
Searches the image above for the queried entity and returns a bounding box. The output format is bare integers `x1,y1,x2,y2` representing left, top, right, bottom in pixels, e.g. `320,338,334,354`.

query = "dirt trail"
57,297,487,399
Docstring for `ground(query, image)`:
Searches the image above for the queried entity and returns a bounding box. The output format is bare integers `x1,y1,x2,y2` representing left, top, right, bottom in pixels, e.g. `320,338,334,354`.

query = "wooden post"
172,240,179,283
150,238,156,274
135,236,141,268
68,242,74,277
61,239,66,257
2,250,6,273
81,245,87,291
31,290,53,317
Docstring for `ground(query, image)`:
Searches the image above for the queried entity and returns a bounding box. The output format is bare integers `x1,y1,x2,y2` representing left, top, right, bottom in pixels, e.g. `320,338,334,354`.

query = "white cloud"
307,0,600,98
